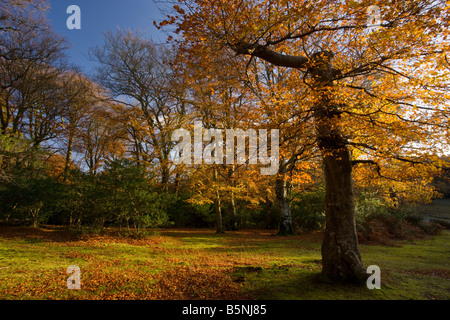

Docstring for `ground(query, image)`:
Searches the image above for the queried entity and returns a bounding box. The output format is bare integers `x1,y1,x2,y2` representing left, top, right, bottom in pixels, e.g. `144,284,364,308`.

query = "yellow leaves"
352,154,443,206
290,172,312,186
186,194,214,206
150,0,450,211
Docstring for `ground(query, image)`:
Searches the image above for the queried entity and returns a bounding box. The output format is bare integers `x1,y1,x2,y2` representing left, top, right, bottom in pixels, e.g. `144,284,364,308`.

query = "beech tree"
90,29,188,190
160,0,450,283
57,72,100,180
174,44,265,232
81,103,126,175
0,0,67,137
245,60,317,234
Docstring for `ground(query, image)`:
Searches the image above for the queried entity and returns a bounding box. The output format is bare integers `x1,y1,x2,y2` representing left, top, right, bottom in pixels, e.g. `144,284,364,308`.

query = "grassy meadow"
0,226,448,300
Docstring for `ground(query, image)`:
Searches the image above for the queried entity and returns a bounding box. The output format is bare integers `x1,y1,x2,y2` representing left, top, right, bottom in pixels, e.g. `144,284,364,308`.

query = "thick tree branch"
231,41,309,69
352,159,381,174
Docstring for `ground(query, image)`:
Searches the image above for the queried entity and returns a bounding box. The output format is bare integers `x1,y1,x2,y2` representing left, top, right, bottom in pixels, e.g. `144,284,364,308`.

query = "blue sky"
47,0,166,75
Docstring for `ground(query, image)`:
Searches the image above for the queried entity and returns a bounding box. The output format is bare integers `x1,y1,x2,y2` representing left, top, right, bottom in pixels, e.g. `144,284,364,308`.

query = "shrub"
98,159,171,232
354,191,389,237
291,188,326,232
168,197,215,228
354,192,443,243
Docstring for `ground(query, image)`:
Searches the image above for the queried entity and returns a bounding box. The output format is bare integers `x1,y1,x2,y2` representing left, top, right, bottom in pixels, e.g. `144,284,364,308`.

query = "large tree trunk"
311,52,367,283
319,140,367,283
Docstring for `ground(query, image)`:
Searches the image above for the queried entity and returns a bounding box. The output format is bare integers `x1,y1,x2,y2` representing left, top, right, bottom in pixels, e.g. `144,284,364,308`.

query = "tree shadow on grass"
240,269,373,300
0,225,81,243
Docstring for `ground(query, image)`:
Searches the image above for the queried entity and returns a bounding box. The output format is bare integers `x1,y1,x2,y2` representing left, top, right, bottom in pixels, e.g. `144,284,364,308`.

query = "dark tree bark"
276,161,294,235
264,192,273,229
319,142,366,283
309,52,366,283
314,101,366,283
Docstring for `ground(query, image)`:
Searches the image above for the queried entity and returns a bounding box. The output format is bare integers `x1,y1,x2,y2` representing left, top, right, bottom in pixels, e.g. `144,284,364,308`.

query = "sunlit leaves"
160,0,450,205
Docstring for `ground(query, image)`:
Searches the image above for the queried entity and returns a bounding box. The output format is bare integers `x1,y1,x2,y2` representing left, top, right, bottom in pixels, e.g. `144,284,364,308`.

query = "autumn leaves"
172,121,280,175
158,0,449,282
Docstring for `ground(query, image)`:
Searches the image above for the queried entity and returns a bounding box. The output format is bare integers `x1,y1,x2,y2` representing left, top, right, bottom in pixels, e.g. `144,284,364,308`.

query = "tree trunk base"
321,236,368,285
319,146,368,285
277,226,295,236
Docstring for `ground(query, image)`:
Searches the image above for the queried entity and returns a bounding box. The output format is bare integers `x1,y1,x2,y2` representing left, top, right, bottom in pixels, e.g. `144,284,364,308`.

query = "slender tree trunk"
31,209,39,228
227,165,238,230
276,162,294,235
213,166,224,233
174,148,183,196
214,193,223,234
174,171,180,196
63,129,75,181
264,193,273,229
276,176,293,235
229,190,237,229
161,162,170,192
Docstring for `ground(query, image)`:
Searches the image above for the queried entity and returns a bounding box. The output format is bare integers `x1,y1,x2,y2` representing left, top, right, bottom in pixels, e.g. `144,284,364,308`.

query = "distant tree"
90,29,188,190
0,0,67,137
80,104,126,175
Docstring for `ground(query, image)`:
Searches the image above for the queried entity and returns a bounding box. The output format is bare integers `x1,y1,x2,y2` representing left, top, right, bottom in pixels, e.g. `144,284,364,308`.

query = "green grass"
240,233,450,300
0,227,448,300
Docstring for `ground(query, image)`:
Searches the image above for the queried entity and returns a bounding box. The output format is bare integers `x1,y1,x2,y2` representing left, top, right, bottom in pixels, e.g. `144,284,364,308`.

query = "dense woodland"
1,0,449,283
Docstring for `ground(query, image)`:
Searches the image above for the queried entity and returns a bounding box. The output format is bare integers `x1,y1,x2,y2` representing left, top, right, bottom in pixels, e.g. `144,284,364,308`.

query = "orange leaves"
45,153,68,180
173,4,185,15
153,267,249,300
153,15,177,30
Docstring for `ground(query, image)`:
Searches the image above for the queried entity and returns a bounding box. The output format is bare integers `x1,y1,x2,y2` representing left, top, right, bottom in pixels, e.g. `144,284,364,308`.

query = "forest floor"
0,220,449,300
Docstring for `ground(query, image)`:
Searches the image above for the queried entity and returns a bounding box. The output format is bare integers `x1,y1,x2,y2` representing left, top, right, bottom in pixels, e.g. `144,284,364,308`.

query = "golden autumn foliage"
157,0,449,201
157,0,450,281
161,0,449,178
